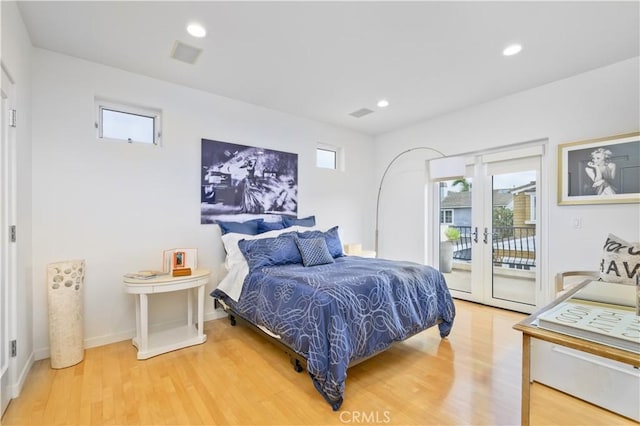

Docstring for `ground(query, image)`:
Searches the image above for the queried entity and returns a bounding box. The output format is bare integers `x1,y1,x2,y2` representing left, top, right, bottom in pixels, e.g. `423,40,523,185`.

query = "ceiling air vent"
349,108,374,118
170,41,202,65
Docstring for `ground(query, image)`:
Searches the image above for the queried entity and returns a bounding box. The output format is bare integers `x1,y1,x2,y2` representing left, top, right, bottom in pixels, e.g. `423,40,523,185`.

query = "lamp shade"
428,156,466,181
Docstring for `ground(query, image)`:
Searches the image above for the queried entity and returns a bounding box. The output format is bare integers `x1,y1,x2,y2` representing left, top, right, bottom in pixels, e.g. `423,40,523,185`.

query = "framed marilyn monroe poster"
558,132,640,205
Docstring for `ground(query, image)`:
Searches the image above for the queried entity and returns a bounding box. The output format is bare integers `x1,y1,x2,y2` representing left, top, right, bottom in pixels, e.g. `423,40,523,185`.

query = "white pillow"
600,233,640,286
221,226,305,271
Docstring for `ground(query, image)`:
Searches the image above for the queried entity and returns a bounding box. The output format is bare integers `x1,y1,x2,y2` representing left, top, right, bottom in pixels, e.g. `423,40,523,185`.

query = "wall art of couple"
200,139,299,224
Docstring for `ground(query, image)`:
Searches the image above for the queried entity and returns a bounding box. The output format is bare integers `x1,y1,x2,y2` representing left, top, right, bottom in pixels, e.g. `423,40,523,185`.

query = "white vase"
439,241,454,273
47,259,85,369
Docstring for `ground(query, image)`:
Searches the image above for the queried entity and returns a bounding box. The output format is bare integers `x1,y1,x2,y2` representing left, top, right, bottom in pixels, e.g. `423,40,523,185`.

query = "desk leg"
140,293,149,356
133,294,141,348
187,288,194,328
197,284,204,338
521,334,531,426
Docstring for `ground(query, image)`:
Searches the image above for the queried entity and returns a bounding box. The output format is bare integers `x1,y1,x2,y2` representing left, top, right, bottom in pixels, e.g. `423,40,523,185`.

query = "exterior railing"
450,225,536,269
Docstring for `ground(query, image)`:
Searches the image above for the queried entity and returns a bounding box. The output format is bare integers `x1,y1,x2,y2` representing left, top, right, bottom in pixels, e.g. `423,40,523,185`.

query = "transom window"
95,98,162,145
317,147,337,169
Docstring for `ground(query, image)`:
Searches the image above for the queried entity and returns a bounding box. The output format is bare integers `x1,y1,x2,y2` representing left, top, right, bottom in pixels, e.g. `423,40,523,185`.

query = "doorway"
436,146,543,313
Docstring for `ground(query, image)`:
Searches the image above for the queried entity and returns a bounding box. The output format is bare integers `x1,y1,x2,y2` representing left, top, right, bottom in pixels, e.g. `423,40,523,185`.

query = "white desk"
123,269,210,360
513,281,640,425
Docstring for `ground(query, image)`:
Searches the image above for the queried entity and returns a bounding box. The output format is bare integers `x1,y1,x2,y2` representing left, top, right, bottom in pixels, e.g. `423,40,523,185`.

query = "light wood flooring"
2,300,636,425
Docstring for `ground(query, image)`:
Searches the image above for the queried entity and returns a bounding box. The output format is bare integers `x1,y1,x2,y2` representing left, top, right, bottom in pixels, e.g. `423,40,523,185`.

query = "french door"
436,147,543,313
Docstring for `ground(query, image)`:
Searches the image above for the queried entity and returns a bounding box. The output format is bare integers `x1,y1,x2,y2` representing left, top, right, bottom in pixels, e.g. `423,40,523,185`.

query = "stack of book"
537,281,639,354
124,270,169,280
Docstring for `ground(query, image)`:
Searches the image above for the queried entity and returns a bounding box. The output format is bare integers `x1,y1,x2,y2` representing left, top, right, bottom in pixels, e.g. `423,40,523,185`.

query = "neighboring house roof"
441,191,471,208
510,181,537,195
441,190,512,208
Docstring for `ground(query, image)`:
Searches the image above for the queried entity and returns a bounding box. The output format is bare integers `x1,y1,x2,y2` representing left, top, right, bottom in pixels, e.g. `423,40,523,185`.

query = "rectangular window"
95,98,161,145
440,209,453,224
317,147,337,169
527,192,537,223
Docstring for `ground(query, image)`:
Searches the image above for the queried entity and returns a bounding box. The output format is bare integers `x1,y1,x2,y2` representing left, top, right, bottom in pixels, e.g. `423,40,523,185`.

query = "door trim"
1,63,18,415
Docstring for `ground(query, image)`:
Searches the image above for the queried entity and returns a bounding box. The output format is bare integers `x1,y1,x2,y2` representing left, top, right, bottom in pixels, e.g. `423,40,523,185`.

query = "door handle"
483,227,492,244
472,227,478,243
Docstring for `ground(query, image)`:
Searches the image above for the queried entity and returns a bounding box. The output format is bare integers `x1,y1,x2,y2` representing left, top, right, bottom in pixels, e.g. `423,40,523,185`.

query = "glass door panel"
489,171,537,306
438,167,478,299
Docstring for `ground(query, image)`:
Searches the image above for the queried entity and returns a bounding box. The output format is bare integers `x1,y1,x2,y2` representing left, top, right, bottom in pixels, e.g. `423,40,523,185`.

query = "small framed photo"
173,251,186,269
163,248,198,272
557,131,640,205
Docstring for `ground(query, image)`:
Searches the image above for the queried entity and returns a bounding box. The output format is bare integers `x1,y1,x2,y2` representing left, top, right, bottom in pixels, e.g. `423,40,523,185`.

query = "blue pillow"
298,226,343,258
218,218,264,235
238,233,302,270
282,215,316,228
295,237,334,267
257,217,285,233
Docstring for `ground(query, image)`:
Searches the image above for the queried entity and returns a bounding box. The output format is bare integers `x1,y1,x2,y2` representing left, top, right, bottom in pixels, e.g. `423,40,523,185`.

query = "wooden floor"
2,300,636,425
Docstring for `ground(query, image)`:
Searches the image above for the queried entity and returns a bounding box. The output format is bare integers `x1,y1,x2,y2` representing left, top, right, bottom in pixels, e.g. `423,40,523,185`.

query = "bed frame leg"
229,315,236,326
291,357,304,373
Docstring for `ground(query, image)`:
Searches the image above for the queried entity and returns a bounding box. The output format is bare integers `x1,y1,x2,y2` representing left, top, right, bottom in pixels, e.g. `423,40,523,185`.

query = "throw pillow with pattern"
600,233,640,285
295,237,334,267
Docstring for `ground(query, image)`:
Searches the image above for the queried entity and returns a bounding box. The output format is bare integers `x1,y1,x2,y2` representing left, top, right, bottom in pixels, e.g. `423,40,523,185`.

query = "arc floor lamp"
374,147,466,256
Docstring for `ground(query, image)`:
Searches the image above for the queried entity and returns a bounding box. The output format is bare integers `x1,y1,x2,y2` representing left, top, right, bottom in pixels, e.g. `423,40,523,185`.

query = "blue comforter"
212,256,455,410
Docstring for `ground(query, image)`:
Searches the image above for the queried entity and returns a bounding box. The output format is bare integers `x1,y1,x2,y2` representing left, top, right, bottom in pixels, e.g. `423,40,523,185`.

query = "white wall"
375,57,640,301
1,0,34,396
30,49,374,358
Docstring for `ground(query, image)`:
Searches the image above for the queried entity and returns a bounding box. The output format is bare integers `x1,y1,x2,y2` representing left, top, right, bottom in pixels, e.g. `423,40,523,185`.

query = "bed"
211,225,456,411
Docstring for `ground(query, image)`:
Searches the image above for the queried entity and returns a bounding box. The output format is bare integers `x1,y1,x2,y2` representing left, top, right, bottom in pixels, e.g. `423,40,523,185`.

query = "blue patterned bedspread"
211,256,455,410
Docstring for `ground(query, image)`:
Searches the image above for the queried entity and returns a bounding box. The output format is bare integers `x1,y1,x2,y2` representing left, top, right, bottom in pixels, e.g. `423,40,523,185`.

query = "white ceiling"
16,1,640,136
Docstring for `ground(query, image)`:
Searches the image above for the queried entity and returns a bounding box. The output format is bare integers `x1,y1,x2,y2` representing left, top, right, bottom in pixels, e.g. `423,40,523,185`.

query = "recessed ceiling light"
503,44,522,56
187,23,206,38
377,99,390,108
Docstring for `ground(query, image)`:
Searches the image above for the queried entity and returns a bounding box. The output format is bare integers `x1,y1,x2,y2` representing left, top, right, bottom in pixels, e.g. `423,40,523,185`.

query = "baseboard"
34,329,135,361
33,347,49,361
9,352,34,398
207,309,226,321
85,329,137,350
34,311,227,361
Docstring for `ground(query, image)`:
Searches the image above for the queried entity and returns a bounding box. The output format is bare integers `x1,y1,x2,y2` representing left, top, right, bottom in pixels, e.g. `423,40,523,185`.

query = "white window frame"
526,191,537,224
95,98,162,145
316,143,343,170
440,209,454,224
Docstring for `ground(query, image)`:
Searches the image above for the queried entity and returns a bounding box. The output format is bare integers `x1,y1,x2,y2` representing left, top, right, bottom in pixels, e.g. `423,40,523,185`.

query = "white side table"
123,269,210,359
